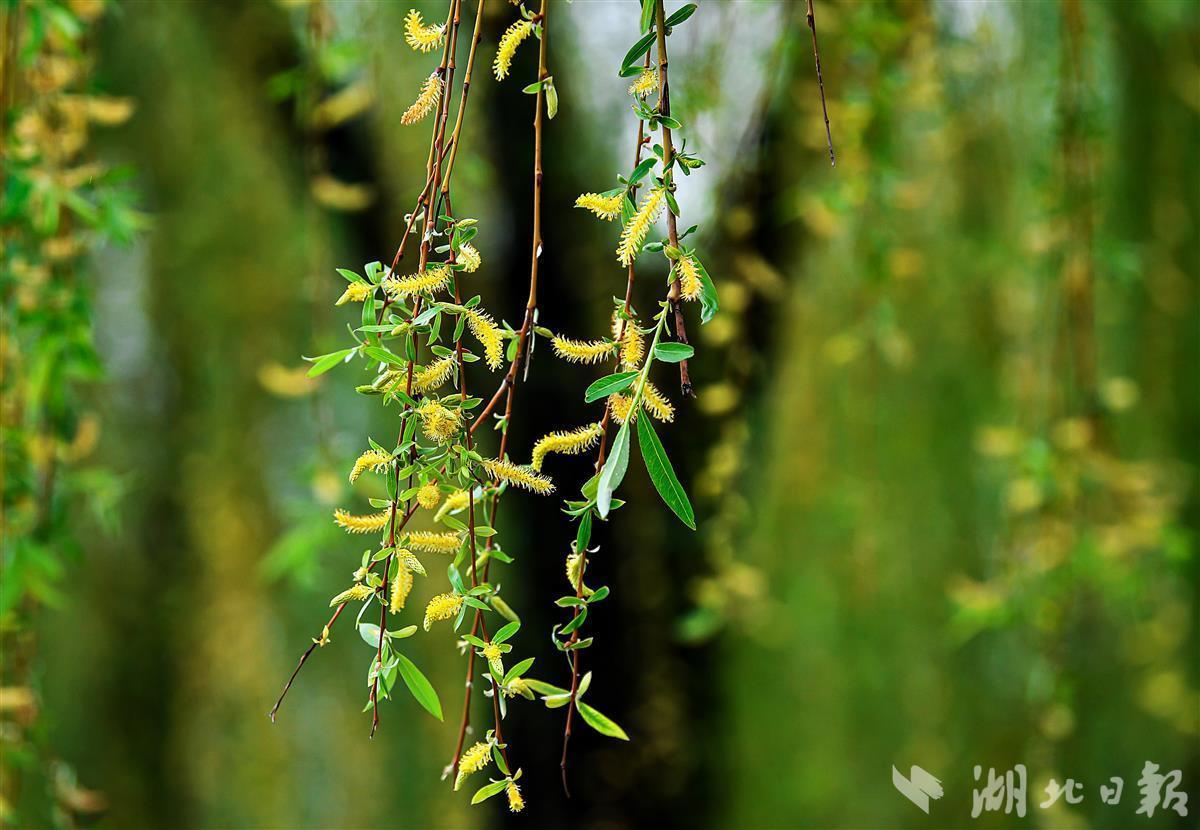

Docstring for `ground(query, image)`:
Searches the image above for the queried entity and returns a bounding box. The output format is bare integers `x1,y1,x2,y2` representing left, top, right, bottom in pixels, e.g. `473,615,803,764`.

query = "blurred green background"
3,0,1197,828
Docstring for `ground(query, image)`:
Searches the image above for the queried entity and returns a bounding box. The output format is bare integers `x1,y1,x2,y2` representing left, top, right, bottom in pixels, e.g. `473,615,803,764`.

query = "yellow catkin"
385,263,452,298
336,280,372,306
609,394,635,424
551,336,615,365
333,508,391,534
531,423,603,471
417,399,460,443
506,780,525,813
408,530,462,554
349,449,392,483
481,641,504,677
412,356,456,394
403,9,445,52
424,592,464,630
628,68,658,98
434,489,471,522
454,741,492,790
619,321,644,369
494,20,533,80
458,242,482,273
678,255,702,300
389,562,413,613
566,552,594,597
464,308,504,370
401,73,443,125
617,187,665,266
330,583,374,607
642,381,675,423
574,192,623,221
481,458,554,494
417,482,441,510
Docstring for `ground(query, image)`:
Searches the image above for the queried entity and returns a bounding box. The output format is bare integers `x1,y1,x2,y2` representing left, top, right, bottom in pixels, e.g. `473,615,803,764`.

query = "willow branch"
805,0,835,166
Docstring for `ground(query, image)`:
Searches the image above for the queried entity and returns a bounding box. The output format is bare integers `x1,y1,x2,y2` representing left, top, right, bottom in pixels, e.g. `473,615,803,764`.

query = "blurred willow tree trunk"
720,1,1198,827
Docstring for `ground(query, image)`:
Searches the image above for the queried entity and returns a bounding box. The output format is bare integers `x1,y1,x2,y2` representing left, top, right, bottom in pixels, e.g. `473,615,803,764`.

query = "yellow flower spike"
619,322,645,369
336,280,372,306
416,400,461,444
435,489,471,522
494,20,534,80
609,393,635,424
677,255,702,301
565,552,595,597
389,562,413,613
329,583,374,607
458,242,482,273
333,508,391,534
481,458,555,494
628,68,658,98
417,482,441,510
574,192,623,221
506,780,525,812
454,741,493,790
412,356,456,394
642,381,675,423
481,641,505,677
395,547,425,577
401,73,443,125
385,263,452,298
463,308,504,370
424,591,464,631
617,186,665,266
408,530,462,554
531,422,604,471
349,448,392,483
551,336,616,365
403,9,446,53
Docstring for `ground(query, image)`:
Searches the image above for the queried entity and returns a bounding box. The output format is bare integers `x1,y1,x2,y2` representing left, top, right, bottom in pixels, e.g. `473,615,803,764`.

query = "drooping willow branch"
805,0,835,166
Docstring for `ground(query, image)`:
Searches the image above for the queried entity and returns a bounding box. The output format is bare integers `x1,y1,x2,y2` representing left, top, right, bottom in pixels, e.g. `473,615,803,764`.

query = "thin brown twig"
805,0,836,166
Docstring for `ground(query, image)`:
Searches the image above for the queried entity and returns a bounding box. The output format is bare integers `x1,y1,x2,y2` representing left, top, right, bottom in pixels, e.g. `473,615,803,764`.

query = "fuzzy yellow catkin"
454,741,492,790
417,482,441,510
619,321,645,369
494,20,533,80
349,449,392,483
481,458,554,494
434,489,470,522
677,255,702,301
417,399,460,443
424,592,463,631
609,393,635,424
401,73,443,125
531,423,603,471
551,336,615,365
403,9,445,52
565,552,594,597
642,381,675,423
336,280,372,306
617,186,665,266
463,308,504,370
458,242,482,273
412,356,456,393
408,530,461,554
395,547,425,576
574,192,623,221
330,583,374,607
628,68,658,98
389,562,413,613
333,508,391,533
506,780,525,813
386,263,452,298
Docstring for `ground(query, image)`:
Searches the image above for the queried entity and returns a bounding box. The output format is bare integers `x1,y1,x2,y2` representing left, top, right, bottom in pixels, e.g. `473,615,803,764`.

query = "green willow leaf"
584,370,638,403
695,258,719,324
577,700,630,741
304,347,356,377
394,652,443,721
653,342,694,363
636,415,696,529
471,779,508,805
597,423,630,518
620,31,656,74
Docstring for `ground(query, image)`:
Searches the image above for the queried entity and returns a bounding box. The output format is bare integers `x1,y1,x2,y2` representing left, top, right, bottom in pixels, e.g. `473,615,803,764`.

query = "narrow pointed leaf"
636,415,696,529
